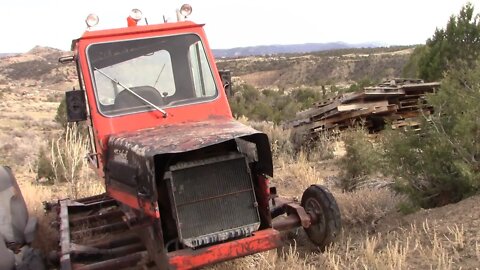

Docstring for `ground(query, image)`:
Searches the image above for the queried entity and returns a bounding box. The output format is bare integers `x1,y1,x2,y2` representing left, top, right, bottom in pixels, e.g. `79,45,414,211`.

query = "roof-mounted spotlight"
177,4,192,21
180,4,192,17
127,8,143,27
130,9,143,21
85,14,99,28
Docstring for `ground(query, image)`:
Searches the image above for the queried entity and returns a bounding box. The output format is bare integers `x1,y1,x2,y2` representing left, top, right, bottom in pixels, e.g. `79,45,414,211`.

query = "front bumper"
168,228,283,269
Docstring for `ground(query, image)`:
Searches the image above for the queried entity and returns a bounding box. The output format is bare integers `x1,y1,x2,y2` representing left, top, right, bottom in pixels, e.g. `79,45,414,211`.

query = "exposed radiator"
167,153,260,248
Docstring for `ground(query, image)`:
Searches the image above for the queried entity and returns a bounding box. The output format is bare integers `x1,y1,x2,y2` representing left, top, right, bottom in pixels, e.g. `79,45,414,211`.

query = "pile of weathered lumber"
289,78,440,145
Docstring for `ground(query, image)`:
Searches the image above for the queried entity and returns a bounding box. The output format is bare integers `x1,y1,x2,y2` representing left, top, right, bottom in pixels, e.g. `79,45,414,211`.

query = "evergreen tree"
405,3,480,81
384,61,480,208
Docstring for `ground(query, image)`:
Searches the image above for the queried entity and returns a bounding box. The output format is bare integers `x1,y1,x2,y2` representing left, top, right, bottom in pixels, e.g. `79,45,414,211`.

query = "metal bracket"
284,203,312,229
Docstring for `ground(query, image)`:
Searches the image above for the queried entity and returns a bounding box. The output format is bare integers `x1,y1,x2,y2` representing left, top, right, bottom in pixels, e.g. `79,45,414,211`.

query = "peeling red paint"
168,229,283,270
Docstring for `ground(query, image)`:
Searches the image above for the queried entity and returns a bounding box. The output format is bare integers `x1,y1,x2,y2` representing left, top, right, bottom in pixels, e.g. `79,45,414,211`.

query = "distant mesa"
0,53,18,59
212,42,384,58
1,43,384,59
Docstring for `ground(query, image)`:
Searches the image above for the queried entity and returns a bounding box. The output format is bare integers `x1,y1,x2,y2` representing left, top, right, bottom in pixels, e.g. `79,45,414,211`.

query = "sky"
1,0,479,53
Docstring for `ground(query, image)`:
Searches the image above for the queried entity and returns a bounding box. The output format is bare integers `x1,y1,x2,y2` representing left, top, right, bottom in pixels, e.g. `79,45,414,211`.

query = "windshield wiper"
94,67,167,118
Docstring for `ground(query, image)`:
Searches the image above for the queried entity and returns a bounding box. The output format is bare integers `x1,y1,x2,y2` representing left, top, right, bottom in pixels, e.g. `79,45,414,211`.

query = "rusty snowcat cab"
54,5,341,270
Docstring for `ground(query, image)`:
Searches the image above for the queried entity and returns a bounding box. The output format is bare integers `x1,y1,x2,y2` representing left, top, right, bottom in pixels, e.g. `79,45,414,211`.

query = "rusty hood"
108,119,273,177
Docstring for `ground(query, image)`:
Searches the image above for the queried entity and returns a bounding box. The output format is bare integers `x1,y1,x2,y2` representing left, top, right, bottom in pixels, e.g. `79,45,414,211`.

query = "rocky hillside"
0,45,414,94
0,46,77,167
0,46,76,91
217,46,414,89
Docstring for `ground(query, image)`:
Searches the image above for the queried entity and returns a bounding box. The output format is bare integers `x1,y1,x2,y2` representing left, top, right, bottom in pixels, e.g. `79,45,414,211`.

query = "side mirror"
65,90,87,122
218,70,232,97
58,55,74,64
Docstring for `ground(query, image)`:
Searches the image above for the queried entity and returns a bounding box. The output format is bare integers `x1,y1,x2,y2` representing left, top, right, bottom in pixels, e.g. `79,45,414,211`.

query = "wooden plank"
363,90,405,96
337,100,389,112
309,106,392,131
402,82,440,89
289,80,440,138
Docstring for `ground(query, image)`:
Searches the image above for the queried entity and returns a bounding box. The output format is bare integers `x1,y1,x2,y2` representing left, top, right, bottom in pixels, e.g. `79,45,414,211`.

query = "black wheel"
301,185,341,251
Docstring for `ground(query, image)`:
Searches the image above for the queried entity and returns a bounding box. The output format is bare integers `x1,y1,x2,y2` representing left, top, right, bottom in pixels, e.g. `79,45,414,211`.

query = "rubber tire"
301,185,341,251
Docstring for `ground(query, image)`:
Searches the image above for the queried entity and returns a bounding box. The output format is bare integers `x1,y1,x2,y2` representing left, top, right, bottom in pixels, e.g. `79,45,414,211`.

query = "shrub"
347,78,376,93
35,146,56,182
304,131,337,161
6,60,56,80
55,96,67,128
338,128,381,191
383,61,480,208
228,84,324,124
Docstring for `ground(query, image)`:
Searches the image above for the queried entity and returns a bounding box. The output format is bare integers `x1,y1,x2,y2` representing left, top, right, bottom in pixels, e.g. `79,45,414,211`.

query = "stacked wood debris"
289,78,440,145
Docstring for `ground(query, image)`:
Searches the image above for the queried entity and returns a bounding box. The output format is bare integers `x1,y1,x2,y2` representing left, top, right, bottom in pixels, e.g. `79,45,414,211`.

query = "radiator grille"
169,153,260,248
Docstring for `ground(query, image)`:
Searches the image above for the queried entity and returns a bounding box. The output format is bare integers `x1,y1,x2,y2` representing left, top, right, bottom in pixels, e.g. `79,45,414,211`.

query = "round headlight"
129,9,143,21
85,14,99,28
179,4,192,17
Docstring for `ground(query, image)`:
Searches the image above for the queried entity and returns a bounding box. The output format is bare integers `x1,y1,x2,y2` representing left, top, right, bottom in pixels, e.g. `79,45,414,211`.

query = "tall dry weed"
49,124,103,198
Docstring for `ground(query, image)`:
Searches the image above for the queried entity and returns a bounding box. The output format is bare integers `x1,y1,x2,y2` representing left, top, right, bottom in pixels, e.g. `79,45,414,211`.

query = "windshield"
87,34,217,117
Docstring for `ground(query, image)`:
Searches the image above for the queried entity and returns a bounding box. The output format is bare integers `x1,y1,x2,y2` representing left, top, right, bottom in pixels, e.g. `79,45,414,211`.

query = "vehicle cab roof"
71,21,204,50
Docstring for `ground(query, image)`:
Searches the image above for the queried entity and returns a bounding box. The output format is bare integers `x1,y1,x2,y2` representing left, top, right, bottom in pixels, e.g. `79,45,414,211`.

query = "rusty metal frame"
270,197,317,232
56,195,145,270
55,193,319,270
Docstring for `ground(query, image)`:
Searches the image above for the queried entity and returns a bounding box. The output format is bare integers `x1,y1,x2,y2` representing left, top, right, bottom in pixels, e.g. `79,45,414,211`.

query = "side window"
189,42,216,98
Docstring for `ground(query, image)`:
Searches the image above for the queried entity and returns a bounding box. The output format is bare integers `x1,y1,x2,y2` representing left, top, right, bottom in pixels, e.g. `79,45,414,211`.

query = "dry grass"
274,151,325,197
321,218,471,270
211,245,319,270
237,116,294,158
211,217,470,269
334,188,402,229
212,212,472,270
